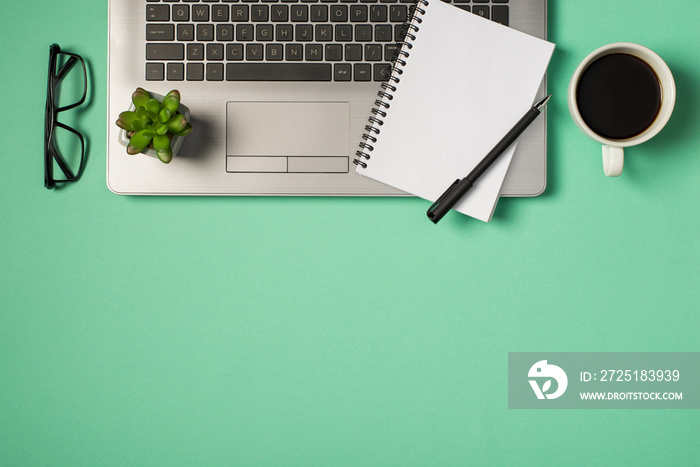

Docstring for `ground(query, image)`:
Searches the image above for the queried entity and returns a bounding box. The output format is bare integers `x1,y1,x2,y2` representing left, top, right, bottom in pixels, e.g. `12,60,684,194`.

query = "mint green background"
1,1,698,465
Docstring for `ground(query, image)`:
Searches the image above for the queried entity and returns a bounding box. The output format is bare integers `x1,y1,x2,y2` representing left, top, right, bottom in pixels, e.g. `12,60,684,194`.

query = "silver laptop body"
107,0,547,196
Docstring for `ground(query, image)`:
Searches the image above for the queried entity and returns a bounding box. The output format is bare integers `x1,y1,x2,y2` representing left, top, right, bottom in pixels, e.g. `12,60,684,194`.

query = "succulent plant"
116,88,193,163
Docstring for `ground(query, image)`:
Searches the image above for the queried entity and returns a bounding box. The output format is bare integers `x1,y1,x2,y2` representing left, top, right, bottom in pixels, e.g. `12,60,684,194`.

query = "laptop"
107,0,547,196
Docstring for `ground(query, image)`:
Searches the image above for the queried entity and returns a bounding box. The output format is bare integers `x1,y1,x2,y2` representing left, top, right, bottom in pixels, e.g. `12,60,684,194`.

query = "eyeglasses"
45,44,88,189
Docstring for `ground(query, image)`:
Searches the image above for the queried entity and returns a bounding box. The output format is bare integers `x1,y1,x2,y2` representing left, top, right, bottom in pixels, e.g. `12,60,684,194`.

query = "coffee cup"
568,43,675,177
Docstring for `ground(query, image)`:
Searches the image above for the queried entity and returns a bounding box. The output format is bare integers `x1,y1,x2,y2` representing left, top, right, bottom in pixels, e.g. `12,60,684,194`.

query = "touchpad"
226,102,349,173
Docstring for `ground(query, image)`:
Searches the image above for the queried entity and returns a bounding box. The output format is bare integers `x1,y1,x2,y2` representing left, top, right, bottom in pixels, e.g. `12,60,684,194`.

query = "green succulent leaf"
156,124,169,136
153,134,173,163
152,134,171,151
146,98,161,115
158,108,172,124
135,106,148,119
116,111,144,132
127,130,156,155
166,114,188,134
161,90,181,114
156,148,173,164
173,122,193,137
132,88,151,108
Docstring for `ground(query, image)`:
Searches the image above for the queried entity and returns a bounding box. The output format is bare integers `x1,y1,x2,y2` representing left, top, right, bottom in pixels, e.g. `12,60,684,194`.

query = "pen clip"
428,179,460,215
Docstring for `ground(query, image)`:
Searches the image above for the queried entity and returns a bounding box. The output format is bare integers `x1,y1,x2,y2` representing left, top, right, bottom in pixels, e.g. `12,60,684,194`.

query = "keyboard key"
187,63,204,81
207,63,225,80
226,63,332,80
354,63,371,81
192,5,210,21
197,24,215,41
389,4,407,22
207,43,225,60
266,43,284,60
146,5,169,22
146,62,165,80
177,24,195,41
212,5,230,21
334,63,352,81
335,24,353,41
146,24,175,41
355,24,372,41
310,5,328,21
394,23,406,41
227,43,244,60
345,43,363,61
492,5,508,26
369,5,387,21
256,24,274,41
277,24,295,40
272,5,290,21
315,24,333,41
146,43,184,60
373,62,391,81
325,43,343,60
172,5,190,22
296,24,313,40
187,43,204,60
217,24,235,41
286,43,304,60
330,5,348,21
236,24,254,41
364,43,382,61
384,43,399,61
251,5,269,21
374,24,392,41
472,5,489,19
232,5,250,21
350,5,368,22
167,63,185,81
291,5,309,21
246,43,264,60
306,43,323,60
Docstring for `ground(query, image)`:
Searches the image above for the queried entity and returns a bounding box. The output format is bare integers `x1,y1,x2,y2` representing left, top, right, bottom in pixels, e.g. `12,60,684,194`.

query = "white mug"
568,43,675,177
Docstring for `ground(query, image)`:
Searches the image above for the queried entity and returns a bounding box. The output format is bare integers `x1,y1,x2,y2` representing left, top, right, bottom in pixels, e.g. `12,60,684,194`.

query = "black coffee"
576,53,661,140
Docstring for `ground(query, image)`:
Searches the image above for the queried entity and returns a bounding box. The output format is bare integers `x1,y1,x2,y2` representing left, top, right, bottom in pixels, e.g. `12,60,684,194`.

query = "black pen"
427,94,552,224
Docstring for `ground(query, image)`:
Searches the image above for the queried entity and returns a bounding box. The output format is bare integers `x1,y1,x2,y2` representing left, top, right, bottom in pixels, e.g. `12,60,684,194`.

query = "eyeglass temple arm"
55,55,78,82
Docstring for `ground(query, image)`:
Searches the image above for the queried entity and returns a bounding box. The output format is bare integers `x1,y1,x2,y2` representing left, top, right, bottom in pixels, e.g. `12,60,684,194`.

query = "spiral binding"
353,0,429,169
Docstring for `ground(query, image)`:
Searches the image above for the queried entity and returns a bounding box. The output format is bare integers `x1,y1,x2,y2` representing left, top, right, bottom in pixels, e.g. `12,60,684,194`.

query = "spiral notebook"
354,0,555,222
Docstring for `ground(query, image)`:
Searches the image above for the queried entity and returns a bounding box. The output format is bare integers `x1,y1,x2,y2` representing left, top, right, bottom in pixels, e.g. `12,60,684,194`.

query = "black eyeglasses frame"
44,43,88,189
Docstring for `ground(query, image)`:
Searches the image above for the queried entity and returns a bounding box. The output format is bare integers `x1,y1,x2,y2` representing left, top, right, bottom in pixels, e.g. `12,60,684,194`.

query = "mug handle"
602,145,624,177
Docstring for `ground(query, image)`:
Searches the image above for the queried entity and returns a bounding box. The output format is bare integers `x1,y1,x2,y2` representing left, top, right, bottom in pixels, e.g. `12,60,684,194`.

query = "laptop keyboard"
145,0,510,82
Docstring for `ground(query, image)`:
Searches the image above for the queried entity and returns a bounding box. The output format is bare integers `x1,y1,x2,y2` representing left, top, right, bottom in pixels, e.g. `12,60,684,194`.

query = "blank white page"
356,1,555,222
